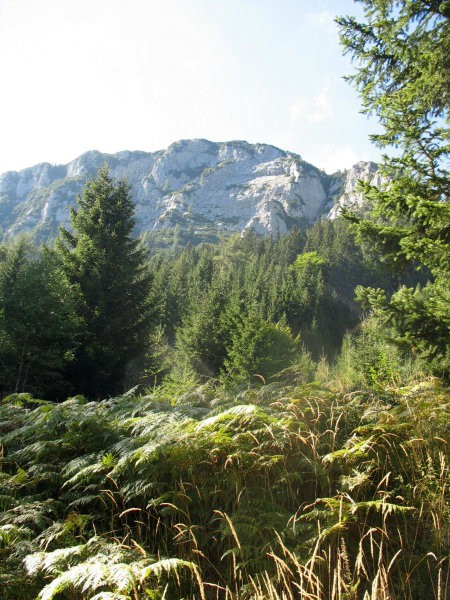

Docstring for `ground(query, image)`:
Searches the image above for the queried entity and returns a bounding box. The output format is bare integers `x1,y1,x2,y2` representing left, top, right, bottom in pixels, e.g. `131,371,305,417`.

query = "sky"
0,0,382,175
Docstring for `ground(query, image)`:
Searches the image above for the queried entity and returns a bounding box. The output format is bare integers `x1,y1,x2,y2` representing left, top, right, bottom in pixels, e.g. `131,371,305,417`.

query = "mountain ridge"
0,139,379,243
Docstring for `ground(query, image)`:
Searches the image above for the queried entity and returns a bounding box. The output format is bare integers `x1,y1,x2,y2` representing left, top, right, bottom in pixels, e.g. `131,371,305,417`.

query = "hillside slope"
0,139,379,242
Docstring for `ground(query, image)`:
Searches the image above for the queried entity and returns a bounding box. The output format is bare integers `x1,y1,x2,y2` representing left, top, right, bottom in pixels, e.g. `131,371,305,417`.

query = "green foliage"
337,1,450,371
356,282,450,367
0,241,80,399
24,539,203,600
222,306,300,384
0,377,448,599
173,282,231,381
56,167,155,398
292,250,326,271
334,315,429,389
149,221,404,384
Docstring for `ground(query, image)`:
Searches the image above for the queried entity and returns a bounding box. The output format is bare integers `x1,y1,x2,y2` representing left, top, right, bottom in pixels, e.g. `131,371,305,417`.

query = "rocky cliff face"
327,161,382,219
0,139,378,242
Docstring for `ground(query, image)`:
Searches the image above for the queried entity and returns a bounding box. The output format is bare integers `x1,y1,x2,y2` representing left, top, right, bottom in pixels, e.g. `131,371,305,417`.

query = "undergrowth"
0,377,448,599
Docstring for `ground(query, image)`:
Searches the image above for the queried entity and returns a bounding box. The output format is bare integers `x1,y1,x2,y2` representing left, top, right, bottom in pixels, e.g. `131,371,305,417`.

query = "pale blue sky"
0,0,381,174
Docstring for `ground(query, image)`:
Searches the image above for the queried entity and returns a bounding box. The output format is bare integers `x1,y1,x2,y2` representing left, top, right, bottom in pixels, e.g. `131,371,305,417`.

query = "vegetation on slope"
0,2,448,598
1,216,414,400
0,374,448,599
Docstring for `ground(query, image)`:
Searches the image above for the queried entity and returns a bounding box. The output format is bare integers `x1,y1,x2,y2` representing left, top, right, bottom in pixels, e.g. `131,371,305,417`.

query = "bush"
333,315,429,389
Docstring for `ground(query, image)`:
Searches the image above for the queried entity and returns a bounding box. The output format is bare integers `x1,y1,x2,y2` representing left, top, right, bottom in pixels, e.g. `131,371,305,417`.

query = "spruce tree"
174,284,230,380
0,241,79,398
337,1,450,369
221,302,300,384
57,167,154,398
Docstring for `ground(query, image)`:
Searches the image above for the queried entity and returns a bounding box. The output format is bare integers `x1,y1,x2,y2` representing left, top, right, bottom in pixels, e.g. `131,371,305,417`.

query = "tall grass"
0,377,448,599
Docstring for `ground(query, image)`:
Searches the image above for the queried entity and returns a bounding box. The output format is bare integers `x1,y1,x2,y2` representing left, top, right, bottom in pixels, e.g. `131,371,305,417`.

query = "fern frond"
89,593,129,600
139,558,205,600
350,500,415,517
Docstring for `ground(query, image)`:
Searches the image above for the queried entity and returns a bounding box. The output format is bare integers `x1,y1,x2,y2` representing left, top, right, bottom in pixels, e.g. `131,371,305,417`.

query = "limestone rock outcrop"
0,139,379,242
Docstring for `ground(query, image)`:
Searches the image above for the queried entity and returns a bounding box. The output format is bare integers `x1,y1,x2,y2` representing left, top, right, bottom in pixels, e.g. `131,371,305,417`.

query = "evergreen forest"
0,1,449,599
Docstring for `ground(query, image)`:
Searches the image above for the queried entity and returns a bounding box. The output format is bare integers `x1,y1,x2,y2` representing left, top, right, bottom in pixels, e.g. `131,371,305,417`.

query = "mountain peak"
0,139,377,244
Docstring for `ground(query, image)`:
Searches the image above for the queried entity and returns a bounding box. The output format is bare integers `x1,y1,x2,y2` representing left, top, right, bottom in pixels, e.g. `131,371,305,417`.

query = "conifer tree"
0,241,79,398
337,1,450,368
222,302,300,384
174,283,230,380
57,167,154,398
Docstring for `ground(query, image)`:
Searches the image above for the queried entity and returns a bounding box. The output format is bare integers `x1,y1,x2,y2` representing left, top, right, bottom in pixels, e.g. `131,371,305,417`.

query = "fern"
26,540,204,600
1,380,448,599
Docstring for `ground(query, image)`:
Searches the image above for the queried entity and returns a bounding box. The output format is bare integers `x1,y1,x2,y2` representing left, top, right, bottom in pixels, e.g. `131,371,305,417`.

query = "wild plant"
0,378,448,599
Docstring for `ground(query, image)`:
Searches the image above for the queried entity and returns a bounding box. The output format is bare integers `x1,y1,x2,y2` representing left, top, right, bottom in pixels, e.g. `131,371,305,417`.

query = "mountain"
0,139,377,244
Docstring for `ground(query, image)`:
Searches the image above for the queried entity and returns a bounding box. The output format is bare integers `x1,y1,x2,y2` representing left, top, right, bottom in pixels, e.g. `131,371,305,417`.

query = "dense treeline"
0,210,419,400
0,242,80,399
149,219,419,384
